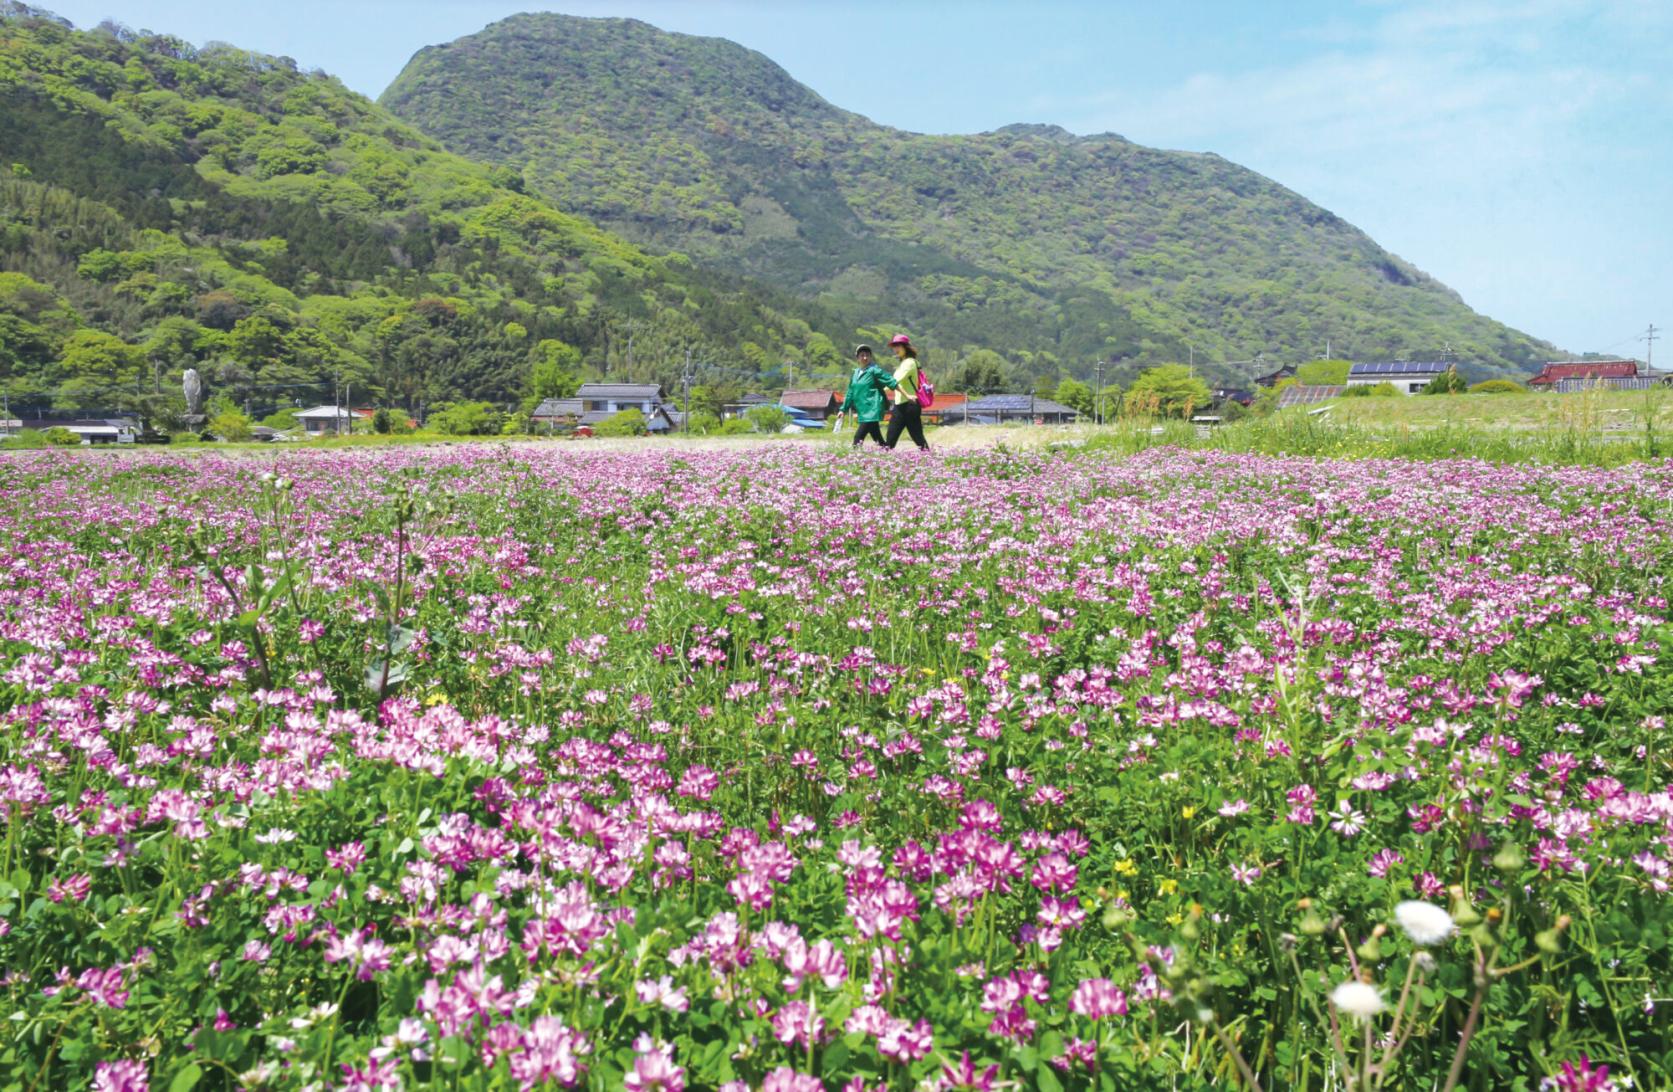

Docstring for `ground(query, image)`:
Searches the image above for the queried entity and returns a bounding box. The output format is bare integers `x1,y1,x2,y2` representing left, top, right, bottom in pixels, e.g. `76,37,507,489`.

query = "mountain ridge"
0,6,842,423
382,11,1551,384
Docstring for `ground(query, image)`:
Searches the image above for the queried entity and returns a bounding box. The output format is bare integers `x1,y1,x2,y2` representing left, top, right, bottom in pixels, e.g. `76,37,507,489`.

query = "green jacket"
842,364,898,423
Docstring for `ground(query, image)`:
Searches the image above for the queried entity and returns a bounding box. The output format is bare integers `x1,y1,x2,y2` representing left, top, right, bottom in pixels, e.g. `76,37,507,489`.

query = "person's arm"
874,366,899,391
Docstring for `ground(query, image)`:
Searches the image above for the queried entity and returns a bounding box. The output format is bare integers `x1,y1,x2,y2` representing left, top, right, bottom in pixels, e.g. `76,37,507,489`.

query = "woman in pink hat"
883,334,929,451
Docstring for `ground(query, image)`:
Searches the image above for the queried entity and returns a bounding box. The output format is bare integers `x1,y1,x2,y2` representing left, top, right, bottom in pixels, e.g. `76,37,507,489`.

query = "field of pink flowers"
0,444,1669,1092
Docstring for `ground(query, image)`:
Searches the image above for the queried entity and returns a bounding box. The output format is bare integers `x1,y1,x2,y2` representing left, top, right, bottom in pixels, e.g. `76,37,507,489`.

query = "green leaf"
1036,1064,1064,1092
169,1063,204,1092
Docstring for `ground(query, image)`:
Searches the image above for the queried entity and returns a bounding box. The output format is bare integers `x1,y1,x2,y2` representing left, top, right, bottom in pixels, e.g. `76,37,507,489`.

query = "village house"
723,393,774,419
4,416,140,443
952,394,1080,425
1346,361,1450,394
779,389,843,421
921,392,970,426
532,391,679,433
294,405,358,435
1528,360,1665,390
577,383,665,415
1254,364,1298,388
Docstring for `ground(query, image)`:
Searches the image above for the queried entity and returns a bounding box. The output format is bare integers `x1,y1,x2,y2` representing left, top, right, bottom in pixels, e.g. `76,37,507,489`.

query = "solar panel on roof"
1349,361,1449,376
1278,384,1344,407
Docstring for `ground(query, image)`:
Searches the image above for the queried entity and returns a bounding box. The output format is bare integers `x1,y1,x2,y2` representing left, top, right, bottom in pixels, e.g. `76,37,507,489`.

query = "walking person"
883,334,929,451
840,344,897,448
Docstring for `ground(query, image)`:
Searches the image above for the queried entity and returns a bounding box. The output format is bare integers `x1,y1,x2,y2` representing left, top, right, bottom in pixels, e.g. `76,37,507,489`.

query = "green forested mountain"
383,12,1554,384
0,6,837,424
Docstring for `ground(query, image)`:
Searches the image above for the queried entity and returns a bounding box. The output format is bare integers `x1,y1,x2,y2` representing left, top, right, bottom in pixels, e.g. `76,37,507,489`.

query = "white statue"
183,368,202,416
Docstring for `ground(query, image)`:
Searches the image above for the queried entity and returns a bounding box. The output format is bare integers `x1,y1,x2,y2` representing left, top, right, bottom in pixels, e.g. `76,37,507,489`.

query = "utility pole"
1645,323,1659,375
682,347,694,435
1093,358,1105,426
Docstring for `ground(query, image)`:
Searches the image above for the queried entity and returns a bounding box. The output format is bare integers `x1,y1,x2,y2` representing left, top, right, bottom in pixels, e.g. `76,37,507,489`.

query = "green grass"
1066,390,1673,467
1322,388,1673,431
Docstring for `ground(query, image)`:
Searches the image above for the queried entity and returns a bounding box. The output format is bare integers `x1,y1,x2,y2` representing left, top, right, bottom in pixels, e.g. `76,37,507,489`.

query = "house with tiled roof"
954,394,1080,424
1528,360,1639,388
780,389,843,421
922,392,970,425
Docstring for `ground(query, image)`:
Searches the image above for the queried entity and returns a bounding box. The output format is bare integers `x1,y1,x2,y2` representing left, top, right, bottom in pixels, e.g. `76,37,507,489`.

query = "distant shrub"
208,411,253,442
1470,379,1526,394
686,410,720,435
2,429,49,449
593,408,646,437
1342,381,1401,398
718,417,754,436
429,401,502,436
1423,367,1468,394
43,426,81,446
744,405,791,433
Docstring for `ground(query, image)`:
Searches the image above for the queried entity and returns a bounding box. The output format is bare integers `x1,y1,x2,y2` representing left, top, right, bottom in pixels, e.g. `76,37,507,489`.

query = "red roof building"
922,392,971,424
1529,360,1638,387
781,390,843,419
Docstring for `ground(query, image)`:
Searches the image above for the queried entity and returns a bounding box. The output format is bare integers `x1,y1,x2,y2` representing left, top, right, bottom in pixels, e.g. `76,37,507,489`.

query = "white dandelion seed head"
1331,980,1386,1019
1394,901,1455,946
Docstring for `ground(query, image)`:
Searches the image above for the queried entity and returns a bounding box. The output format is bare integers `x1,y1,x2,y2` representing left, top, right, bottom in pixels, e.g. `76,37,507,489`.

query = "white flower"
1331,980,1385,1019
1394,901,1455,946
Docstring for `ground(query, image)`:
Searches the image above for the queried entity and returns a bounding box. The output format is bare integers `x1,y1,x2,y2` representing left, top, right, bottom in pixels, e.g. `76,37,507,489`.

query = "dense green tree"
50,329,144,410
951,349,1008,394
1053,377,1093,416
1423,366,1468,394
428,400,502,435
1124,364,1212,419
803,332,842,376
207,409,253,440
1295,359,1353,385
528,338,581,402
745,405,790,433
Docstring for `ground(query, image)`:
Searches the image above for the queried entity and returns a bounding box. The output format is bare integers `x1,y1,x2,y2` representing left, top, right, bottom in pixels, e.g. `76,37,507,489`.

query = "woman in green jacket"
840,344,897,447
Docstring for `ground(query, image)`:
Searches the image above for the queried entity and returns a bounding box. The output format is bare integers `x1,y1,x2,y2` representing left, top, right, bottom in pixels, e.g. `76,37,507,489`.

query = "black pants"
852,421,885,447
884,401,928,450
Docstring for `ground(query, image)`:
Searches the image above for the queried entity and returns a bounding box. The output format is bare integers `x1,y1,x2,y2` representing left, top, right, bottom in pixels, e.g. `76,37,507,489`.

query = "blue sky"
40,0,1673,358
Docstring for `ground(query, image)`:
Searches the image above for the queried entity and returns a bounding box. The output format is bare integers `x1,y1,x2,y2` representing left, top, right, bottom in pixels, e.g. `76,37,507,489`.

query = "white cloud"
1028,0,1672,351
